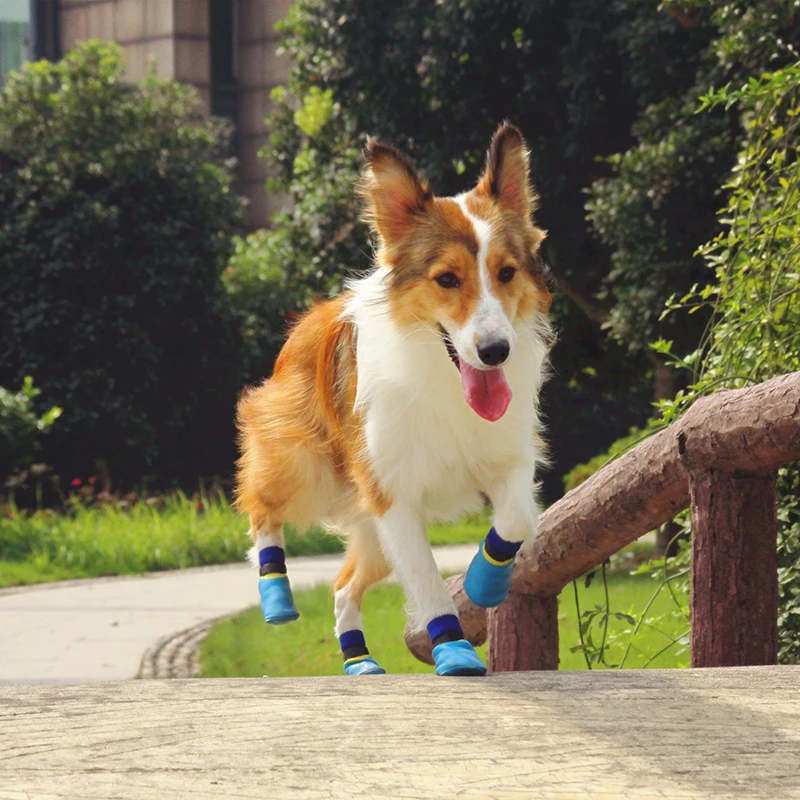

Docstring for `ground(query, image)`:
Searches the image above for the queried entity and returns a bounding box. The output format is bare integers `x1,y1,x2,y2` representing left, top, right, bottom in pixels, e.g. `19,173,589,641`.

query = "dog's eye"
435,272,460,289
499,266,516,284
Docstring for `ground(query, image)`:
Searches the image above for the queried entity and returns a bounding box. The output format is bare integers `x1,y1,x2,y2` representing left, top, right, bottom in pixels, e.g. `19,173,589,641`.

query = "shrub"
661,63,800,663
223,227,322,384
0,377,61,479
562,427,646,494
0,42,243,485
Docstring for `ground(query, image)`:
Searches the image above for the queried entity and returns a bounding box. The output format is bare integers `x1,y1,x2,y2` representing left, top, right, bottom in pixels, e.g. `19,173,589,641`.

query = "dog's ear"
475,123,536,218
360,139,433,242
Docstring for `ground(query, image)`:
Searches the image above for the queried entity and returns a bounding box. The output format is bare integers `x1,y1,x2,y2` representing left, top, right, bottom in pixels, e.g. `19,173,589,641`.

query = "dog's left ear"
475,123,536,218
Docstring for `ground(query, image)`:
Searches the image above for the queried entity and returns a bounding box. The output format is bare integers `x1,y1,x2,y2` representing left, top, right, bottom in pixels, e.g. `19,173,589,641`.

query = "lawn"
0,498,490,588
200,566,690,677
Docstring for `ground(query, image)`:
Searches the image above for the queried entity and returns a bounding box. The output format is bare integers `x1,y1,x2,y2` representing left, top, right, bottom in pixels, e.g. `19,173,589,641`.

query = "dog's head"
359,123,551,421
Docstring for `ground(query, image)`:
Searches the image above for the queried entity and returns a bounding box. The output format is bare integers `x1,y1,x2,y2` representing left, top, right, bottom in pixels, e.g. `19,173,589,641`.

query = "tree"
586,0,800,400
665,63,800,662
0,42,243,486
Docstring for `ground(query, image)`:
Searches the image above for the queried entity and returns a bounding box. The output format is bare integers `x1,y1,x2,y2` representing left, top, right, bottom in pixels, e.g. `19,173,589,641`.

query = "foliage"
0,42,243,485
587,0,800,362
0,377,61,478
562,426,646,494
659,63,800,663
222,231,302,383
570,530,691,670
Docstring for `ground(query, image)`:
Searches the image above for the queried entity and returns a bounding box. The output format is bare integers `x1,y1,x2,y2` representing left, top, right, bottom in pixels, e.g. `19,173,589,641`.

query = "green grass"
0,499,490,588
200,568,690,678
428,509,490,546
0,559,94,587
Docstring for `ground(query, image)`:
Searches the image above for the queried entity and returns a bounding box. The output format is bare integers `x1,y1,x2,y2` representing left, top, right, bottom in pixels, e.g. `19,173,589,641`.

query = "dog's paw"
343,656,386,676
258,575,300,624
432,639,487,676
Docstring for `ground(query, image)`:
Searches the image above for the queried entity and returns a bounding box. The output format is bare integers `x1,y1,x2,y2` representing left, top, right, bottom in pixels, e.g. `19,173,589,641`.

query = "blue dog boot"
259,575,299,625
427,615,486,676
464,545,514,607
463,528,522,608
343,655,386,675
339,630,384,675
432,639,487,676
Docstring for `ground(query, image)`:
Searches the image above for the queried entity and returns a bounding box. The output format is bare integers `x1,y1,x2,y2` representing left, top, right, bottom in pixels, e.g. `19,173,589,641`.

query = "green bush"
562,427,646,494
660,63,800,663
0,377,61,478
586,0,800,362
222,228,312,383
0,42,243,484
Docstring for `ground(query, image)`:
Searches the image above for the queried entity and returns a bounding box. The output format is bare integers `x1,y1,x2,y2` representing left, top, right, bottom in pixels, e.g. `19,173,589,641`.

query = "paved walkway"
0,544,476,684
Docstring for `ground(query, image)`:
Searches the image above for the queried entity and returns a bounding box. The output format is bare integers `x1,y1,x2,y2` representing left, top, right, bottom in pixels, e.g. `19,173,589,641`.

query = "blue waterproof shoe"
463,543,515,608
343,656,386,676
259,575,300,624
432,639,487,676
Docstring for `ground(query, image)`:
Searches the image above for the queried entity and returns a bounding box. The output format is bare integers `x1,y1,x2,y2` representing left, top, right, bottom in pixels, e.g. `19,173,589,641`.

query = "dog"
235,123,552,676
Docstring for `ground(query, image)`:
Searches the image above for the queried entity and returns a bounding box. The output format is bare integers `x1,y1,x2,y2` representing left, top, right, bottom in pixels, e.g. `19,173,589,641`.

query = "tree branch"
551,273,610,325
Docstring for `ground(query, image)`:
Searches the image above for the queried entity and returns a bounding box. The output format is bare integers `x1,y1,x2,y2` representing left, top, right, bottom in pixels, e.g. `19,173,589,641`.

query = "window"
0,1,59,86
209,0,238,155
0,0,33,85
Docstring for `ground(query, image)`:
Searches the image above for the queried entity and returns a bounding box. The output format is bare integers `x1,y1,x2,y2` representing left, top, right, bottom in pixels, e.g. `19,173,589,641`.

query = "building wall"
237,0,292,228
59,0,292,229
61,1,177,83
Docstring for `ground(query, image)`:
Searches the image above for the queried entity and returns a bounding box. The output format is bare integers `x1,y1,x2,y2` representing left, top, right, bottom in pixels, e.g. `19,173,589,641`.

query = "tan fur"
235,296,388,536
332,533,391,607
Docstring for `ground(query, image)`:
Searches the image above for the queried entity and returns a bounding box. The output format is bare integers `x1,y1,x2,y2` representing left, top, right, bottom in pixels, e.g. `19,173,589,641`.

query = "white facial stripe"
455,195,492,274
453,195,515,353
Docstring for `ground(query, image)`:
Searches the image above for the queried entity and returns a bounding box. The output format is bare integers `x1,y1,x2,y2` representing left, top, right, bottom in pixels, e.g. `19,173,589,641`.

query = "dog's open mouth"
437,324,512,422
438,324,460,371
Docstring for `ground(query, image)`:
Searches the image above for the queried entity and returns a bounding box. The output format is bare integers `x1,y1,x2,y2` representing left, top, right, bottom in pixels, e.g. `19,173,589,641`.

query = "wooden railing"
406,371,800,670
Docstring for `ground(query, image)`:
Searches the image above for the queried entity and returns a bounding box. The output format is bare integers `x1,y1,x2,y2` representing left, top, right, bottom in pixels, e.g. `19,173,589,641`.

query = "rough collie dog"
235,123,552,676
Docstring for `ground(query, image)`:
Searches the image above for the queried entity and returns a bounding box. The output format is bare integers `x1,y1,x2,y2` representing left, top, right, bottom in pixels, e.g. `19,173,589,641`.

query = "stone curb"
138,616,228,680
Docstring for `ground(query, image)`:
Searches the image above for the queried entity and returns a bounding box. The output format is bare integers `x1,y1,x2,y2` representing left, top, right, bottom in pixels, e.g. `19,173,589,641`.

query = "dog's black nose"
477,338,510,366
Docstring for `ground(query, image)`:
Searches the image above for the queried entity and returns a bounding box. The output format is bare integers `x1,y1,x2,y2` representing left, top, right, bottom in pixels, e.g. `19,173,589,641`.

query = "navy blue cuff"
339,630,366,651
486,527,522,558
426,614,463,643
259,546,285,567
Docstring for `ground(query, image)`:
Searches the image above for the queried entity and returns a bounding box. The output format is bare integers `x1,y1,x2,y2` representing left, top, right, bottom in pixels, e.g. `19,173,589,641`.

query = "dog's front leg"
375,503,486,676
464,460,538,608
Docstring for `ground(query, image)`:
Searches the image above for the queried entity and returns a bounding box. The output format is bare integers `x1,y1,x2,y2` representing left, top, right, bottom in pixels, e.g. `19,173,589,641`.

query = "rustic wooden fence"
406,371,800,671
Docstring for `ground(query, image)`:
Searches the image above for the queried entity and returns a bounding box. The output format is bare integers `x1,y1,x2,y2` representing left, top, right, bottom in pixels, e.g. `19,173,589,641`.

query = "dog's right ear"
360,139,433,243
475,123,536,219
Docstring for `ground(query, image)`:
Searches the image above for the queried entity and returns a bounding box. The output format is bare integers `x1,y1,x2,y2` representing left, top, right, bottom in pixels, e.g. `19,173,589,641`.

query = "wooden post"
690,469,778,667
487,593,559,672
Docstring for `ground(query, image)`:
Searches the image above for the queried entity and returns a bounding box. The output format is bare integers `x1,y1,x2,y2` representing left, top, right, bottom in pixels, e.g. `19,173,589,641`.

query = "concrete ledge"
1,666,798,798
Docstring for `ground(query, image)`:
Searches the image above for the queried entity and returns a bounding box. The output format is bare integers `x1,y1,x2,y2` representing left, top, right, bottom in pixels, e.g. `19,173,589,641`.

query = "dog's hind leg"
375,504,486,677
333,522,391,675
250,519,300,625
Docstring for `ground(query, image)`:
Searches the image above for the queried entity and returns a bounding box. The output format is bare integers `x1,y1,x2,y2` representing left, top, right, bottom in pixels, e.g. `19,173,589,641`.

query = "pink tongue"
459,361,513,421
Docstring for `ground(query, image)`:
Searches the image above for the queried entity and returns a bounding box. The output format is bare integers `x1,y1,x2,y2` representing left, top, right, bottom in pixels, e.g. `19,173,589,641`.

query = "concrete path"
0,544,476,684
